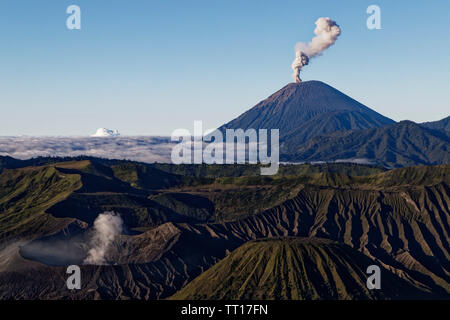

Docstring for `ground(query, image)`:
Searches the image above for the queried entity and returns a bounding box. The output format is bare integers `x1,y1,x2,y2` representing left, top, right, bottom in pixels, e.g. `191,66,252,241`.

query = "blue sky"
0,0,449,136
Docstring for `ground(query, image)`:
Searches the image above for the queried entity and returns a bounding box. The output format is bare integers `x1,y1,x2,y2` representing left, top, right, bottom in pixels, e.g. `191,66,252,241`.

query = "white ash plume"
292,17,341,82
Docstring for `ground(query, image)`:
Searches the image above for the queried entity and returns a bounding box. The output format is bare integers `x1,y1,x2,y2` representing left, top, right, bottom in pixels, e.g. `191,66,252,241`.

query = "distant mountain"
219,81,394,145
170,238,430,300
421,116,450,133
283,121,450,168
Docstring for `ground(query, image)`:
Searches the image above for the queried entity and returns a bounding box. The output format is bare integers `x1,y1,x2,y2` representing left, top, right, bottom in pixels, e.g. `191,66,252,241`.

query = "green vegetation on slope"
0,166,82,242
171,237,429,300
151,162,386,178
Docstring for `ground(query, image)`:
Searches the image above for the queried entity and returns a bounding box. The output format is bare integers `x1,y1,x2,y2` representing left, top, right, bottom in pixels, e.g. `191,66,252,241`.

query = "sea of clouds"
0,136,263,164
0,136,176,163
0,136,375,166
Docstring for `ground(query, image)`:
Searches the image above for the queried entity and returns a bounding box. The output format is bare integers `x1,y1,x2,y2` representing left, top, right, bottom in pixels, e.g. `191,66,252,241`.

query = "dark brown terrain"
0,159,448,299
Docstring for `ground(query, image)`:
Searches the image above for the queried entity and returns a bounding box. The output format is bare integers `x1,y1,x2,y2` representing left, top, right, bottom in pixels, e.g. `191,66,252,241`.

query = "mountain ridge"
282,120,450,167
421,116,450,133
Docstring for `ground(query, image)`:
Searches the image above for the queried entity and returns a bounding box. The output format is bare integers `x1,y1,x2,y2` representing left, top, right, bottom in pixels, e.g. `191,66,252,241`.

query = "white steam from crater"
291,17,341,83
84,212,123,265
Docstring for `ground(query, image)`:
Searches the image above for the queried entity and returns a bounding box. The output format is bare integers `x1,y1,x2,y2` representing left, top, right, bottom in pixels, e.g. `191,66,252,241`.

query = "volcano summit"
220,80,395,147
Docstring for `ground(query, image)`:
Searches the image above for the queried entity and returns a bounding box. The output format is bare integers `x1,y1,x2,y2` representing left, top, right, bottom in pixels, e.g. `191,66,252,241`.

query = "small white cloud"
91,128,120,137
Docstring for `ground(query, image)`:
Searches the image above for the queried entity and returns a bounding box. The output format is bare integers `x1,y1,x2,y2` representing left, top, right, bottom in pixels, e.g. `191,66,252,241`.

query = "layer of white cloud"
0,136,175,163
